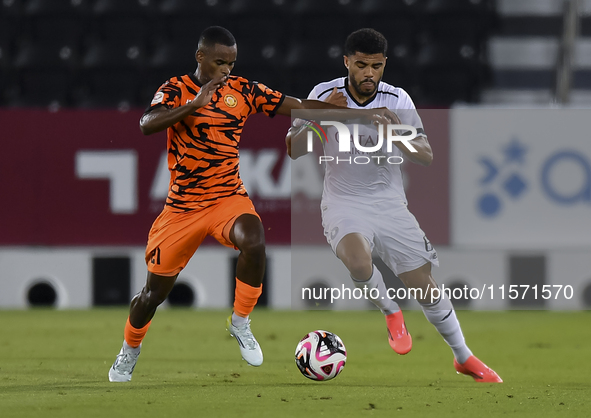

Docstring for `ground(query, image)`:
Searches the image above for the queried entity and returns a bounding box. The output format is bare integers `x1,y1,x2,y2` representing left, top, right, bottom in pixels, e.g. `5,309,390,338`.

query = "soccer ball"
294,330,347,381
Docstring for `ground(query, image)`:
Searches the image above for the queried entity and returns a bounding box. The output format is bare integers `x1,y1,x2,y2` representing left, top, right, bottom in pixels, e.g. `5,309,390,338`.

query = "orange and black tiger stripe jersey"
146,74,285,212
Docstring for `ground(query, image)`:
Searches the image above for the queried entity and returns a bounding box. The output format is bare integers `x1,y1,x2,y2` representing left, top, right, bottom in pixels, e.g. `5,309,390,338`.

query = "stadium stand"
484,0,591,105
11,40,79,107
159,0,232,17
1,0,502,107
76,39,147,108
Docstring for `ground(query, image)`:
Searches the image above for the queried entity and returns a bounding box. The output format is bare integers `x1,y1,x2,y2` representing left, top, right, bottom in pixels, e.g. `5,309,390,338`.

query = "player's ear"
196,49,204,64
343,55,349,70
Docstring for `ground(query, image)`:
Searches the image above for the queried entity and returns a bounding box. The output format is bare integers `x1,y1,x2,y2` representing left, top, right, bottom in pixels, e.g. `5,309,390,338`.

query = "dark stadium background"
0,0,499,108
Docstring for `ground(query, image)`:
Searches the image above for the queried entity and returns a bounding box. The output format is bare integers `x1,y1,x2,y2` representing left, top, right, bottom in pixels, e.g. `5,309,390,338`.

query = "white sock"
420,295,472,364
231,312,248,326
123,340,141,354
351,266,400,315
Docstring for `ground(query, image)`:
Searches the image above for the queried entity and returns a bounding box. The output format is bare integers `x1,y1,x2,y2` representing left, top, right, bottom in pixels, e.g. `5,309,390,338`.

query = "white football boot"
226,315,263,366
108,341,141,382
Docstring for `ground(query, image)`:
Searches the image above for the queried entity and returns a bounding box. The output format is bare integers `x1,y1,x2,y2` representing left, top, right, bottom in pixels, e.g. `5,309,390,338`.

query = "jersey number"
151,247,161,265
423,236,433,252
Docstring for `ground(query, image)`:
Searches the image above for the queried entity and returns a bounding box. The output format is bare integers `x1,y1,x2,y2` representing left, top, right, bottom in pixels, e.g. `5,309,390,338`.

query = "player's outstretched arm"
275,96,348,116
285,87,349,159
279,97,346,160
276,96,397,123
139,76,228,135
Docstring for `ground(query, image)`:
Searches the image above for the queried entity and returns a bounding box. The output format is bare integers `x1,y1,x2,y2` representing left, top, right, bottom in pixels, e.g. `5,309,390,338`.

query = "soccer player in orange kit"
108,26,350,382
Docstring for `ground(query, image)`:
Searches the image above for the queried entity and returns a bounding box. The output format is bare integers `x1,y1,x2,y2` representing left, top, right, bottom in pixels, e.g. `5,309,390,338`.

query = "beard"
350,77,378,97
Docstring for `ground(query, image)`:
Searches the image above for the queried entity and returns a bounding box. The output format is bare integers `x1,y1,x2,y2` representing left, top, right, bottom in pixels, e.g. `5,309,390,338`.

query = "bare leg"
226,213,266,366
336,233,373,281
336,233,400,314
129,272,178,328
397,262,438,304
229,214,266,287
109,271,177,382
337,233,408,352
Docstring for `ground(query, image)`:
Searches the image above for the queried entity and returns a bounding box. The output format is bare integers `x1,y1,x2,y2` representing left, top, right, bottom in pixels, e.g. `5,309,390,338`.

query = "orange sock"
233,279,262,317
124,317,151,348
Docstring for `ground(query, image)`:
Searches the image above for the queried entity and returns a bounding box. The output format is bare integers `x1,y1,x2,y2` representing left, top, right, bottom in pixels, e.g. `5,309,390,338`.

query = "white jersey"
307,77,426,206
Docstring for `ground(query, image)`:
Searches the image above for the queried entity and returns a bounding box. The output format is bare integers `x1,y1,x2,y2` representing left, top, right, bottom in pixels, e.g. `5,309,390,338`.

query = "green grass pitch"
0,309,589,417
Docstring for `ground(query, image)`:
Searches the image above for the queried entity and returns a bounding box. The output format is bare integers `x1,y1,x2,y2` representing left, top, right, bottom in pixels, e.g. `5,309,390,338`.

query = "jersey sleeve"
307,86,319,100
395,89,427,138
145,79,183,113
250,82,285,117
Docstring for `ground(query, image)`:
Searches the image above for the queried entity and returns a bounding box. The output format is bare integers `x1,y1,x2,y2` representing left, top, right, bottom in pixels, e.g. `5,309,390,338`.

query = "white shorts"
321,198,439,276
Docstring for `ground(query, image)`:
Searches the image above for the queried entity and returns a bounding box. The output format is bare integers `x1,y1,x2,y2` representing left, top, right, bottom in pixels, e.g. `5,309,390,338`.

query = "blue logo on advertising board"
541,151,591,205
478,138,528,217
478,139,591,217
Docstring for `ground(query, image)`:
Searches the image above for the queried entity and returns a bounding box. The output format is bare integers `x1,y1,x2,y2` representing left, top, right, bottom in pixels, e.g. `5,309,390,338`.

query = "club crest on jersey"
224,94,238,108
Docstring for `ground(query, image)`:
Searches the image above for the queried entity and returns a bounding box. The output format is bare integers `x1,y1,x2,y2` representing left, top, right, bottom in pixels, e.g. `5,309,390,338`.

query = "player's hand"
370,108,401,129
325,87,348,107
380,108,402,124
189,75,228,109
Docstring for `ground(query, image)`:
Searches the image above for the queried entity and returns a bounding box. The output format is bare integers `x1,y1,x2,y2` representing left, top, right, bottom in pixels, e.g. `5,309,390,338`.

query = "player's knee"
234,222,266,257
241,239,266,262
143,288,169,308
344,256,372,281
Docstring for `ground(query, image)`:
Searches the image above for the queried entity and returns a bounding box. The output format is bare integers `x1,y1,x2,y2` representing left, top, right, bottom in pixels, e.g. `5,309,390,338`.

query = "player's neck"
193,69,207,86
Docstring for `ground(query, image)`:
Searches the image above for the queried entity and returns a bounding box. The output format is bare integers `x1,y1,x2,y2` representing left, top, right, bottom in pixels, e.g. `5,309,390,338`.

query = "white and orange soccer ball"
294,330,347,381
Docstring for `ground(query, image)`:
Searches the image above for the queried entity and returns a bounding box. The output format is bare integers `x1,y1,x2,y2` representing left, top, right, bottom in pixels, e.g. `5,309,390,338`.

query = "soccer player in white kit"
286,28,502,383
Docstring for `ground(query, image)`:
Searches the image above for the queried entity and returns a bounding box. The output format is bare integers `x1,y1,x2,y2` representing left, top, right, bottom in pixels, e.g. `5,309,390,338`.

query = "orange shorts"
145,195,260,276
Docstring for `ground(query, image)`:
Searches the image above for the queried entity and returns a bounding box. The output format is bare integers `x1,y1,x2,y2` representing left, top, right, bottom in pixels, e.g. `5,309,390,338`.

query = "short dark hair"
198,26,236,49
344,28,388,57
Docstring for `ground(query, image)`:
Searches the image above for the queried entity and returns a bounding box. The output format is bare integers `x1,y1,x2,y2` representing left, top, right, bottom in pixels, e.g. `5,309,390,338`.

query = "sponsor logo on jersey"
151,91,165,105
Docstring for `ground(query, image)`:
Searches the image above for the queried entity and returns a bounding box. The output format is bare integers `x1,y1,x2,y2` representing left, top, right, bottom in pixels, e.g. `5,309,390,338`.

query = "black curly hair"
344,28,388,57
